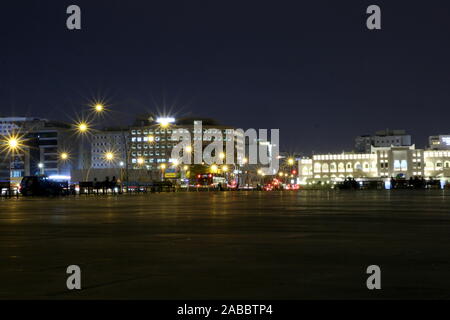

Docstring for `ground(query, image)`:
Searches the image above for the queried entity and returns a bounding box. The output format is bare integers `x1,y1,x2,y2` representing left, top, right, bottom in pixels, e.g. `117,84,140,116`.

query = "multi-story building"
299,145,450,185
428,135,450,150
355,129,412,153
128,115,244,170
0,117,82,179
0,117,40,135
91,127,129,169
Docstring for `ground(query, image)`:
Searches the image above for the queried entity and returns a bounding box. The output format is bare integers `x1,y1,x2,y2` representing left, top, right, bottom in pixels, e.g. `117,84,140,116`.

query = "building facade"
128,115,245,170
0,117,82,179
91,128,129,169
428,135,450,150
355,129,412,153
299,145,450,184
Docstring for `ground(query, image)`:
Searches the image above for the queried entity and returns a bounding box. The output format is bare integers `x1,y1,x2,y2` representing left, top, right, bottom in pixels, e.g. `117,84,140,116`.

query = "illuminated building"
299,145,450,185
355,129,412,153
428,135,450,150
91,127,129,168
128,115,243,169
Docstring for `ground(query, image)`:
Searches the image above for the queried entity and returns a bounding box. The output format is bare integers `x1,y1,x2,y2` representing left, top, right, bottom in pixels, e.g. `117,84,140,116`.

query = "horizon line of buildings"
1,116,450,185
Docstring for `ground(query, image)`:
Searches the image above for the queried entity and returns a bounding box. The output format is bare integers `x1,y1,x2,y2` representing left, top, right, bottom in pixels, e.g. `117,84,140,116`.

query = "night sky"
1,1,450,153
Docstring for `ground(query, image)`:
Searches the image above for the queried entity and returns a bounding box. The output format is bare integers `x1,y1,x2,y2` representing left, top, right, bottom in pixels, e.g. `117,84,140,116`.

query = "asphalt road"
1,190,450,299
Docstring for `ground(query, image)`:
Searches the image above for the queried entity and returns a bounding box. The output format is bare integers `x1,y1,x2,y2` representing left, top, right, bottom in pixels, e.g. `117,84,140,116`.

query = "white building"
355,129,412,153
0,117,43,135
299,145,450,184
91,128,129,169
428,135,450,150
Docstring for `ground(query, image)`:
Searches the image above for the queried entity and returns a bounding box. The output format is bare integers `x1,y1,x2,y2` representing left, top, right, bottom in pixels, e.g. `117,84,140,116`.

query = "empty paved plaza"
1,190,450,299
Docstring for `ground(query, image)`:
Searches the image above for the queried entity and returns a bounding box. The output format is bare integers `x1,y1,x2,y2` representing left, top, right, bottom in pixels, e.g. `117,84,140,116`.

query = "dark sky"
1,0,450,153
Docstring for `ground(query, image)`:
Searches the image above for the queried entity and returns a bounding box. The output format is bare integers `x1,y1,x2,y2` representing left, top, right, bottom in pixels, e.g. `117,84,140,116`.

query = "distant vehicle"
194,173,214,187
20,176,69,196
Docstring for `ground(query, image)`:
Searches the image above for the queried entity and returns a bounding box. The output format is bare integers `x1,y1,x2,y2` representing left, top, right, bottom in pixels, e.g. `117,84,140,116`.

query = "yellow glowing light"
8,137,18,149
94,104,104,112
185,145,192,153
183,165,189,171
278,172,283,176
60,152,69,160
288,158,294,165
137,157,144,165
242,157,248,164
148,135,155,142
105,152,114,161
172,159,179,166
222,165,228,172
160,163,166,170
77,122,89,133
219,152,225,160
257,169,264,175
1,134,25,155
211,164,218,172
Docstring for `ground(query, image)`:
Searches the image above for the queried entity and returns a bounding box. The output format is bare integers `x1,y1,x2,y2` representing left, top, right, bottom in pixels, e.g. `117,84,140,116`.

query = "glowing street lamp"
8,137,19,150
94,103,104,113
38,162,44,175
148,135,155,143
183,165,189,171
105,151,115,161
222,165,229,172
185,145,192,153
60,152,69,160
219,152,225,160
137,157,144,165
77,122,89,133
211,164,218,172
2,134,25,155
288,158,294,165
160,163,166,170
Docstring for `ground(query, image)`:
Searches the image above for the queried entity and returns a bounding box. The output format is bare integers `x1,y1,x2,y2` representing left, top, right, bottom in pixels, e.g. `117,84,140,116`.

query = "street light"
222,165,229,172
76,121,89,134
148,135,155,143
104,151,115,161
211,164,218,172
94,103,104,113
8,137,18,150
38,162,44,175
2,134,24,154
60,152,69,160
288,158,294,165
185,145,192,153
137,157,144,165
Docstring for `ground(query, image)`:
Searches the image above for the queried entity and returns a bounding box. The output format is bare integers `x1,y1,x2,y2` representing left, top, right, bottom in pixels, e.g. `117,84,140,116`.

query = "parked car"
20,176,68,196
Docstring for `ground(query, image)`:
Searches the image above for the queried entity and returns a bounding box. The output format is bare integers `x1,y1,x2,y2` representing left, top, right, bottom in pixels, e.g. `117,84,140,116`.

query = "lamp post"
38,162,44,175
3,135,24,180
160,163,166,181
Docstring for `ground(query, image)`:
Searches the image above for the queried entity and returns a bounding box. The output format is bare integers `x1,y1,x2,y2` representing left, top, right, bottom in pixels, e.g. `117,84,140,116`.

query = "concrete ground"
1,190,450,299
